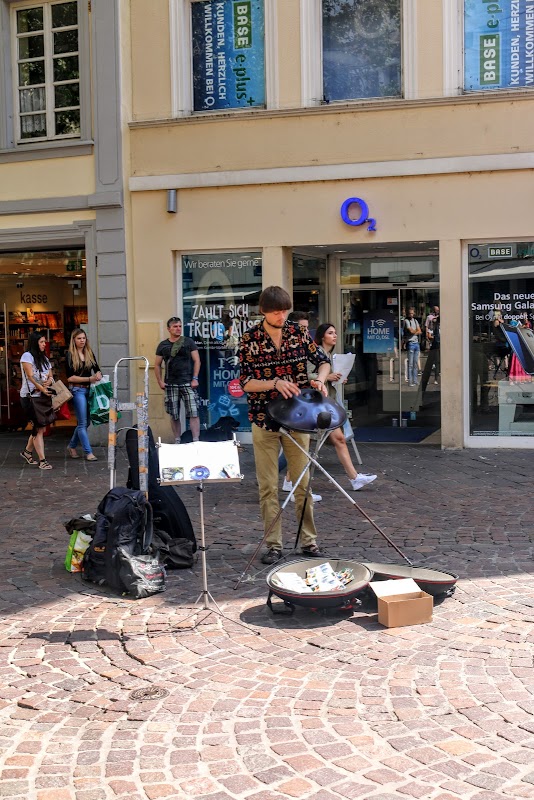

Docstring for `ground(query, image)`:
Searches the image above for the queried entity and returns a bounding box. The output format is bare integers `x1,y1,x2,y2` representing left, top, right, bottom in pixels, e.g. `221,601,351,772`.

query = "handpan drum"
268,388,347,433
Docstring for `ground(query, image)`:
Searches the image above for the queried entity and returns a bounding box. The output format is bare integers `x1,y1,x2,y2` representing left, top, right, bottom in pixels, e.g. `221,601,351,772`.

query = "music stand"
158,437,259,635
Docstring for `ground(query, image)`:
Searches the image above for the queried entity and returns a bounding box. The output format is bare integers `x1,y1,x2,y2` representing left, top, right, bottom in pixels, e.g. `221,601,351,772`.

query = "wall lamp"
166,189,178,214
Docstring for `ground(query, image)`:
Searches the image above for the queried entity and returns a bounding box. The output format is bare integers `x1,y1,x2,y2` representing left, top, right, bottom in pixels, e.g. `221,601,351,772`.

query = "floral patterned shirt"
239,320,329,430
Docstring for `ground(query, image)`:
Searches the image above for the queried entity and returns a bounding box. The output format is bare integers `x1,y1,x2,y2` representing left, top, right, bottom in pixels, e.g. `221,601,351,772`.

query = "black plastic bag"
117,550,166,599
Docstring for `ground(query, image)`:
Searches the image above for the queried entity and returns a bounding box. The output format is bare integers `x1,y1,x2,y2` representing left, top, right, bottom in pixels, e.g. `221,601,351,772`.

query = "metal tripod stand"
175,482,259,634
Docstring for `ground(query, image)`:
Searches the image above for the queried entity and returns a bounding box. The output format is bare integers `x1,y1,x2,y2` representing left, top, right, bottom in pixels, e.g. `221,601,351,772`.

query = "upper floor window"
322,0,402,102
464,2,534,91
12,1,80,142
191,0,265,112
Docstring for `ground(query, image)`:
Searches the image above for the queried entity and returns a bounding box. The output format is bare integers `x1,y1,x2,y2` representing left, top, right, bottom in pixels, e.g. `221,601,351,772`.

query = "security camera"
16,282,24,288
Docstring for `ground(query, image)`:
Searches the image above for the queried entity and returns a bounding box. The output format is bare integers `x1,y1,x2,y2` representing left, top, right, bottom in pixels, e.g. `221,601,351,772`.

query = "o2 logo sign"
340,197,377,231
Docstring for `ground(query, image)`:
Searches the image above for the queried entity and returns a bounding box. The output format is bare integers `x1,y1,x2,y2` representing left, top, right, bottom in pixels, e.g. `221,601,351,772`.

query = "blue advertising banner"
363,309,395,354
192,0,265,111
465,0,534,90
181,252,262,432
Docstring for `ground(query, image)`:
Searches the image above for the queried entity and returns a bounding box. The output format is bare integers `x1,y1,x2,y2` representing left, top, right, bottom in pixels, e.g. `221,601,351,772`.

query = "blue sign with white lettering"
464,0,534,90
192,0,265,111
363,309,395,354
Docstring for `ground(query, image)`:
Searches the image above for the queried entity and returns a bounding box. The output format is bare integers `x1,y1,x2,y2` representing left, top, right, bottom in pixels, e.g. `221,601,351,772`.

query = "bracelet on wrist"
273,377,280,390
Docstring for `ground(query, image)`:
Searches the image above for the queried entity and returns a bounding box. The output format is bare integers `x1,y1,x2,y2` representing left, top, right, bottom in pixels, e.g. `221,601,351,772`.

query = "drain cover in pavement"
129,686,169,702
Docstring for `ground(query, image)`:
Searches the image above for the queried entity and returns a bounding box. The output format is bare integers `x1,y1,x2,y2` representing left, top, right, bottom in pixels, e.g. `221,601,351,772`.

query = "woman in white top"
313,323,377,491
19,330,54,469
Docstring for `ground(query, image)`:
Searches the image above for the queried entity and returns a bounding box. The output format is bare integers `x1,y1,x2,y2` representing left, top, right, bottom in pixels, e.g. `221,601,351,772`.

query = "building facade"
128,0,534,448
0,0,130,436
3,0,534,450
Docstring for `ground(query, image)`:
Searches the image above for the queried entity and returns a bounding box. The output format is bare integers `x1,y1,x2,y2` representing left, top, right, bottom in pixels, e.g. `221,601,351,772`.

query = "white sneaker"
350,474,377,491
290,492,322,502
282,478,293,492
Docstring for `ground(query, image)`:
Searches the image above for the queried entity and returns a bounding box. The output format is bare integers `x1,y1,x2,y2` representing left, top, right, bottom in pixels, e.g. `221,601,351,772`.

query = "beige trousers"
251,423,317,551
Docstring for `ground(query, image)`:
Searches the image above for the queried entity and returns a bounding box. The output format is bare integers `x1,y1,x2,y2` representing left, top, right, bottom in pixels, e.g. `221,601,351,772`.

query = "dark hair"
288,310,309,323
25,330,49,371
314,322,336,347
167,316,181,328
258,286,292,313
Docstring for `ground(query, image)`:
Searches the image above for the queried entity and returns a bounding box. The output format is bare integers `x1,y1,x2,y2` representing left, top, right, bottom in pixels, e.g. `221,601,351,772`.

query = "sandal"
300,543,324,557
20,448,37,465
85,453,98,462
38,459,53,470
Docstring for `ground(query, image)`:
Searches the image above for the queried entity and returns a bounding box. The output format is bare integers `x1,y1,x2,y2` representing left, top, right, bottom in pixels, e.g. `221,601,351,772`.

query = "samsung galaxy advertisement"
192,0,265,111
464,0,534,90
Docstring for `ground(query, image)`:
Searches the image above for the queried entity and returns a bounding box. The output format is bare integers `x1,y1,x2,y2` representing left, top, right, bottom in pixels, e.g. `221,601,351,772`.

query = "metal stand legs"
175,483,260,634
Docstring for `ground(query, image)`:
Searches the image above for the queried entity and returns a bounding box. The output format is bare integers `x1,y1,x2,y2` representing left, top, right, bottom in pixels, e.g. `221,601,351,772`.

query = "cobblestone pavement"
1,429,533,800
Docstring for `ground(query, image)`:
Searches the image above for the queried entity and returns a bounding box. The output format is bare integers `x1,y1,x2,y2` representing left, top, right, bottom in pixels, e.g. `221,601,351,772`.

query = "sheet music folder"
157,438,242,486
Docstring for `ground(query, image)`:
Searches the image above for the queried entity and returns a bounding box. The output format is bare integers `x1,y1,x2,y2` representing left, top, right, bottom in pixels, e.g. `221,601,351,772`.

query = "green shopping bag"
64,529,93,572
88,380,114,425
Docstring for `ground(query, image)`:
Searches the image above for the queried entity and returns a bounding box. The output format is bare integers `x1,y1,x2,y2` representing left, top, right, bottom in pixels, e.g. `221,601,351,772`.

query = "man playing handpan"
238,286,330,565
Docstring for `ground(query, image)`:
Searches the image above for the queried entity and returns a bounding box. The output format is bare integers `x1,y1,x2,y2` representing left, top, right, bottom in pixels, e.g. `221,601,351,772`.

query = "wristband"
192,376,199,380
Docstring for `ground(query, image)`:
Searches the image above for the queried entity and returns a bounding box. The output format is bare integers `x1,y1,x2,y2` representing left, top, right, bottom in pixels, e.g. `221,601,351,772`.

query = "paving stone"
0,438,533,800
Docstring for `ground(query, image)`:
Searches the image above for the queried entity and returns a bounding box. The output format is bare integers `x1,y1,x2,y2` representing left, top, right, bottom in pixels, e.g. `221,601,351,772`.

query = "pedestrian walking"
19,330,54,470
313,323,377,491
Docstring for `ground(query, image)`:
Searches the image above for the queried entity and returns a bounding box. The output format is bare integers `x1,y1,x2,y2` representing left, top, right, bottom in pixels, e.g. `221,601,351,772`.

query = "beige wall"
0,157,95,203
130,97,534,177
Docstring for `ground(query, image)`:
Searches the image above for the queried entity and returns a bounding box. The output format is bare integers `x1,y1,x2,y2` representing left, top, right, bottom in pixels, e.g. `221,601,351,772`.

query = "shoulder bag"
50,379,73,410
22,362,56,427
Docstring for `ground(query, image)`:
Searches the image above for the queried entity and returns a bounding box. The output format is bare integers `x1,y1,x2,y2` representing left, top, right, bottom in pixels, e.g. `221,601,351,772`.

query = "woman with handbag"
66,328,102,461
19,330,54,470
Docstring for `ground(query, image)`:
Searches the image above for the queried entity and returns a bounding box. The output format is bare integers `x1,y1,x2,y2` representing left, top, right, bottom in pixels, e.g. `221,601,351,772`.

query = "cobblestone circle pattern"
1,435,533,800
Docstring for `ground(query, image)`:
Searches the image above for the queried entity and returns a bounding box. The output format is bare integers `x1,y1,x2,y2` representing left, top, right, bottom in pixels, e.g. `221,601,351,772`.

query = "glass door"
341,286,440,442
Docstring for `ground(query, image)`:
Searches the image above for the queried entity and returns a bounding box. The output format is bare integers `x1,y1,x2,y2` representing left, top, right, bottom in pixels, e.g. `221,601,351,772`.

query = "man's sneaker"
260,548,282,565
282,478,293,492
350,474,377,491
290,492,322,502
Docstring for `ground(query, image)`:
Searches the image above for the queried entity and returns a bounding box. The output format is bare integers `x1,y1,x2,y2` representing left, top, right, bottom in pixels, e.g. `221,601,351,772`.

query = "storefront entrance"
341,285,440,443
0,249,87,429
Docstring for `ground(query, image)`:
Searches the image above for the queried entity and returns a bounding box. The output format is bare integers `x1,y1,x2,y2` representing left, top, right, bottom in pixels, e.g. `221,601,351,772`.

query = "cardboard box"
370,578,433,628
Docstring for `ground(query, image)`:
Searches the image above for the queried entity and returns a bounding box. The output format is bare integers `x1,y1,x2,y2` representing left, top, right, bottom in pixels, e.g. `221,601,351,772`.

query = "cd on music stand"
158,437,258,634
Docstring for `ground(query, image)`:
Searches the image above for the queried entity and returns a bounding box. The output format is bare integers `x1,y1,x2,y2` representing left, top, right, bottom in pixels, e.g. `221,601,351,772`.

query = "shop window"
322,0,402,102
10,0,81,143
181,251,262,430
292,254,327,337
191,0,265,112
464,3,533,91
469,243,534,438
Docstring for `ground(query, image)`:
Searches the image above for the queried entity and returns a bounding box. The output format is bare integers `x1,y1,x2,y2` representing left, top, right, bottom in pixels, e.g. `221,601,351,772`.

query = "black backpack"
125,426,197,564
82,487,166,598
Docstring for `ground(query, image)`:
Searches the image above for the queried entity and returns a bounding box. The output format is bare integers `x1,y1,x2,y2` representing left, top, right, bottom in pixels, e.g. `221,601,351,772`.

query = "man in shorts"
155,316,201,442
